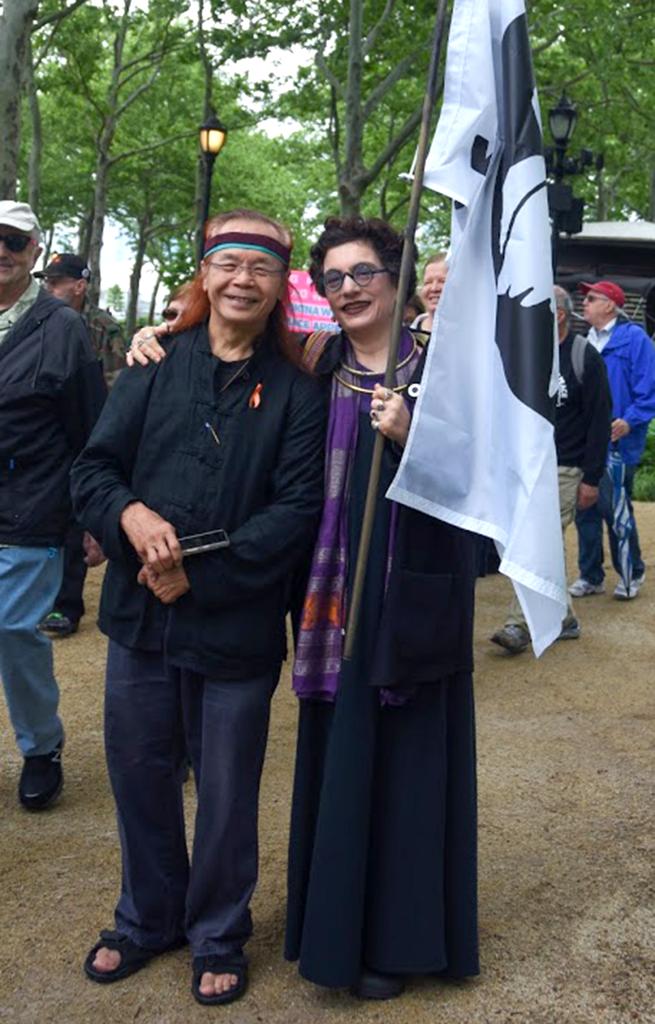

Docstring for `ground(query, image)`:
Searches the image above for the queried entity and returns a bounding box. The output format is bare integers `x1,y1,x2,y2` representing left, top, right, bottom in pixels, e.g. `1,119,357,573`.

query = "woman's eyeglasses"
161,308,178,321
0,233,32,254
320,263,390,294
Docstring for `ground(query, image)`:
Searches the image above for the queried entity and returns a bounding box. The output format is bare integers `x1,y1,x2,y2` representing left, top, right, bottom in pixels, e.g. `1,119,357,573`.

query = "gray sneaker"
613,573,645,600
490,624,530,654
568,578,605,598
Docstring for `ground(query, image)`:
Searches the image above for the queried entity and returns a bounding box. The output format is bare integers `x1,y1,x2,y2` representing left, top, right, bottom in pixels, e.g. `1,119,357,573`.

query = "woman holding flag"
284,216,478,999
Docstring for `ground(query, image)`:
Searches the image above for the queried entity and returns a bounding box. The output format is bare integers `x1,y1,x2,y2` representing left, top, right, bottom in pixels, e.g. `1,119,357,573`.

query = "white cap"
0,200,41,236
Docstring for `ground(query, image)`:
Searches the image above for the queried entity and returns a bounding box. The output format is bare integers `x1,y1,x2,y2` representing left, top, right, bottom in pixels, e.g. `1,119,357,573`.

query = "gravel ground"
1,508,653,1024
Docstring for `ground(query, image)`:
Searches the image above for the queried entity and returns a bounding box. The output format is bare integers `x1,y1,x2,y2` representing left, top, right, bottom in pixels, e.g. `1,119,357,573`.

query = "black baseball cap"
35,252,90,280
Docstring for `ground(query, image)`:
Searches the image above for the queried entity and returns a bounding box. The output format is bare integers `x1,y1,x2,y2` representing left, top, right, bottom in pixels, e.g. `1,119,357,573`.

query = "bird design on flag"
470,13,556,423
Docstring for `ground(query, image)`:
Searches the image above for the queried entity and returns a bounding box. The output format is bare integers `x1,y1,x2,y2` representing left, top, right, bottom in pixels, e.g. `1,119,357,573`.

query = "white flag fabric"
388,0,567,655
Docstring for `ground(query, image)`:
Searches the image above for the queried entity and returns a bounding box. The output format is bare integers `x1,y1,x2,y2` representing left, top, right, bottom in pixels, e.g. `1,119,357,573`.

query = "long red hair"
174,208,300,366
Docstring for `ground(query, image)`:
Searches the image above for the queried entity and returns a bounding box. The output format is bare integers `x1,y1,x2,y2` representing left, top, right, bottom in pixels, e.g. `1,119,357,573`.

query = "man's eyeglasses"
0,233,32,254
320,263,390,294
205,259,284,280
582,294,605,303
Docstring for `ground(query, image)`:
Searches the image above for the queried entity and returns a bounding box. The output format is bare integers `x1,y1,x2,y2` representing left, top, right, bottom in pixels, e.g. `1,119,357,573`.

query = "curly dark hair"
309,216,417,301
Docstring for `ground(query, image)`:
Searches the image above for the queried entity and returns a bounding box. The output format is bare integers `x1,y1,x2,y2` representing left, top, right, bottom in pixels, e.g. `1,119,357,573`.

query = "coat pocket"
393,569,461,664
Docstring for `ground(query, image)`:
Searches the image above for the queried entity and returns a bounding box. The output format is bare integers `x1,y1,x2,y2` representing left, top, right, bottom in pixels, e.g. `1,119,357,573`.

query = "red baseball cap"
579,280,625,307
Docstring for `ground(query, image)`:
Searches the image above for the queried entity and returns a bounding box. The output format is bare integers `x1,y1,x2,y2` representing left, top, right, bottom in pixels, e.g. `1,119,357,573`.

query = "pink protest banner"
286,270,339,334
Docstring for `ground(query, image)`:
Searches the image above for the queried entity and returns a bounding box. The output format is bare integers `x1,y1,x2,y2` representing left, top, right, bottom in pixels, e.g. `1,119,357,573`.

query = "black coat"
0,288,106,546
310,332,477,688
71,325,328,679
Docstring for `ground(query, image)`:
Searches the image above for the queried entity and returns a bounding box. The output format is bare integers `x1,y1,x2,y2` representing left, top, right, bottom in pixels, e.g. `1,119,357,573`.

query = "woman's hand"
126,323,170,367
370,383,411,447
137,563,190,604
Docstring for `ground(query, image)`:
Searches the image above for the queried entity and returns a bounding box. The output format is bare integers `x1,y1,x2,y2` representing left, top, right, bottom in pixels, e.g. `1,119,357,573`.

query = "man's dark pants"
54,522,87,624
104,640,278,957
575,464,645,585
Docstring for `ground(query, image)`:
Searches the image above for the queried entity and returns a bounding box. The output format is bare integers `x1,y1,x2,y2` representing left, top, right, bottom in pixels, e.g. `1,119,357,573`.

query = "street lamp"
197,113,228,265
545,93,599,275
548,93,577,150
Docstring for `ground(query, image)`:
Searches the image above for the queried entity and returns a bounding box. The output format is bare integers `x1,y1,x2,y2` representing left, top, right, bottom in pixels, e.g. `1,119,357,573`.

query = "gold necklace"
333,371,409,395
340,340,419,377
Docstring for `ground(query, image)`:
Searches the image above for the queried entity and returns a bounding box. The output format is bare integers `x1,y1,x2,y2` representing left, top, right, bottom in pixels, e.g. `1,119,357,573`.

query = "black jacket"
0,287,106,546
555,332,612,485
308,332,477,688
71,325,327,680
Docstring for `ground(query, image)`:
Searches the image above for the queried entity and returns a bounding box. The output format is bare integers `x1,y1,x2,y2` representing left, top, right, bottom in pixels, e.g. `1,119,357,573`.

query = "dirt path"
1,508,653,1024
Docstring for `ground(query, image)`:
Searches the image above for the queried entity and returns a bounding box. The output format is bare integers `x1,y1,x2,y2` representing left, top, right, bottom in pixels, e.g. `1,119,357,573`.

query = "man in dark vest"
491,286,612,653
35,253,125,638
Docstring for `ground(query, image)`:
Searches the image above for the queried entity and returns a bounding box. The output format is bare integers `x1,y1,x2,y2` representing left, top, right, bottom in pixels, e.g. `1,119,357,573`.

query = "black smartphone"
178,529,230,556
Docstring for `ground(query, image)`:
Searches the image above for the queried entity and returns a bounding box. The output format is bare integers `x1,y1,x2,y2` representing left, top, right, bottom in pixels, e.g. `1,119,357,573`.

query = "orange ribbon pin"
249,383,263,409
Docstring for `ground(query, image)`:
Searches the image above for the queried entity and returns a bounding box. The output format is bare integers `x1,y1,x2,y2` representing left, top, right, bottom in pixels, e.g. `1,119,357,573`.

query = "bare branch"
363,0,397,58
362,51,419,121
34,0,88,30
362,102,427,188
315,49,344,99
108,130,197,167
113,70,160,120
532,30,562,56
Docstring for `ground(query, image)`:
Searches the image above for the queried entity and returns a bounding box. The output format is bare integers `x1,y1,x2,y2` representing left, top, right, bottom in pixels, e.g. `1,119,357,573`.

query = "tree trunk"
25,33,42,216
649,167,655,223
78,206,94,262
0,0,39,199
87,150,111,306
339,0,364,216
125,214,150,337
41,224,54,265
148,272,161,324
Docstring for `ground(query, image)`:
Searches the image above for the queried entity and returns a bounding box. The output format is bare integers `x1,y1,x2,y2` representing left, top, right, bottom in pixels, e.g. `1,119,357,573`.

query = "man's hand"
83,531,106,567
120,501,181,572
611,417,630,442
138,563,190,604
577,483,599,510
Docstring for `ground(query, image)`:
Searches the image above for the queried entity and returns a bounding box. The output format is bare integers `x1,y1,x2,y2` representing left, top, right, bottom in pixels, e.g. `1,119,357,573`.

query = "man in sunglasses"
569,280,655,601
0,201,106,810
34,253,125,640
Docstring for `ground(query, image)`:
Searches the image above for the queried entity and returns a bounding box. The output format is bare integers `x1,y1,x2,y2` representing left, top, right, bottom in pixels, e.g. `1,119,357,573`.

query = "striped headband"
203,231,291,265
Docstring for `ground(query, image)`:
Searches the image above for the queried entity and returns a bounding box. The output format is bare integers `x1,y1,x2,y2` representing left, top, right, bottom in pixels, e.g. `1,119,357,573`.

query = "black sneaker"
38,612,79,637
19,742,63,811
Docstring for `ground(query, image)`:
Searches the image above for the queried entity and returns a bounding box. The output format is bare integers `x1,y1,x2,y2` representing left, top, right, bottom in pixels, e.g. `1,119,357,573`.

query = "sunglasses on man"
0,233,33,254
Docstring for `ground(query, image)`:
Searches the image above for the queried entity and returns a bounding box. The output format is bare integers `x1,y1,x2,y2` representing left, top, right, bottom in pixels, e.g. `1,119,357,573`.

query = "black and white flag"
388,0,567,654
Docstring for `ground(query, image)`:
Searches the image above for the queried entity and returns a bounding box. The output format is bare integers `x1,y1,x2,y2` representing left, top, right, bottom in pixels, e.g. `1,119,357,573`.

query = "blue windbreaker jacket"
601,321,655,465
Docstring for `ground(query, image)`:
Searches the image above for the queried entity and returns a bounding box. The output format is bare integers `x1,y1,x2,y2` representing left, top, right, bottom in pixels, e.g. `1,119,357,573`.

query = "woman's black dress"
285,411,479,987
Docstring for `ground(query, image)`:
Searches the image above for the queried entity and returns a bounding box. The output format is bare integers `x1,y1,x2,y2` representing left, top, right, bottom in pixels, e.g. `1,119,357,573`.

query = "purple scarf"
292,329,421,702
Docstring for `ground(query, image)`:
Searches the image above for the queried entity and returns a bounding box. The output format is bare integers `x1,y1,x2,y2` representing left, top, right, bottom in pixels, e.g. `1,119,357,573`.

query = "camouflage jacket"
81,301,126,386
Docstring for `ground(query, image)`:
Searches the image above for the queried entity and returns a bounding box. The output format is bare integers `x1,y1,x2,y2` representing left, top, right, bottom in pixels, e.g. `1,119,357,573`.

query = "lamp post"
197,113,228,266
545,93,603,276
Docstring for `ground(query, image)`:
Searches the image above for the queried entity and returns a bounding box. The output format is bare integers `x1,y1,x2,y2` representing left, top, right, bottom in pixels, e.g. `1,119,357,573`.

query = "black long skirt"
284,417,479,987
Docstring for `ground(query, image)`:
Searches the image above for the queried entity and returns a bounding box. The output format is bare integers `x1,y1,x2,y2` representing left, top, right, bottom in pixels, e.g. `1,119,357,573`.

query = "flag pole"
343,0,450,660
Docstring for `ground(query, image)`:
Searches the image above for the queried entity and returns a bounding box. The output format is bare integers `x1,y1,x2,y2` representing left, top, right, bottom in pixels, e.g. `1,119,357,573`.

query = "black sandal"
191,953,248,1006
84,929,182,984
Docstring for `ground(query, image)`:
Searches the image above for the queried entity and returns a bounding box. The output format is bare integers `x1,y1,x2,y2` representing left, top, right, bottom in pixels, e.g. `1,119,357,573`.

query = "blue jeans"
0,546,64,756
575,465,644,586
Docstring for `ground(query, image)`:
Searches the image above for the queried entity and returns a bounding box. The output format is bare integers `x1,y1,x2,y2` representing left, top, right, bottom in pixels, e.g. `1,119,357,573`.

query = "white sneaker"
613,573,645,600
568,578,605,598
